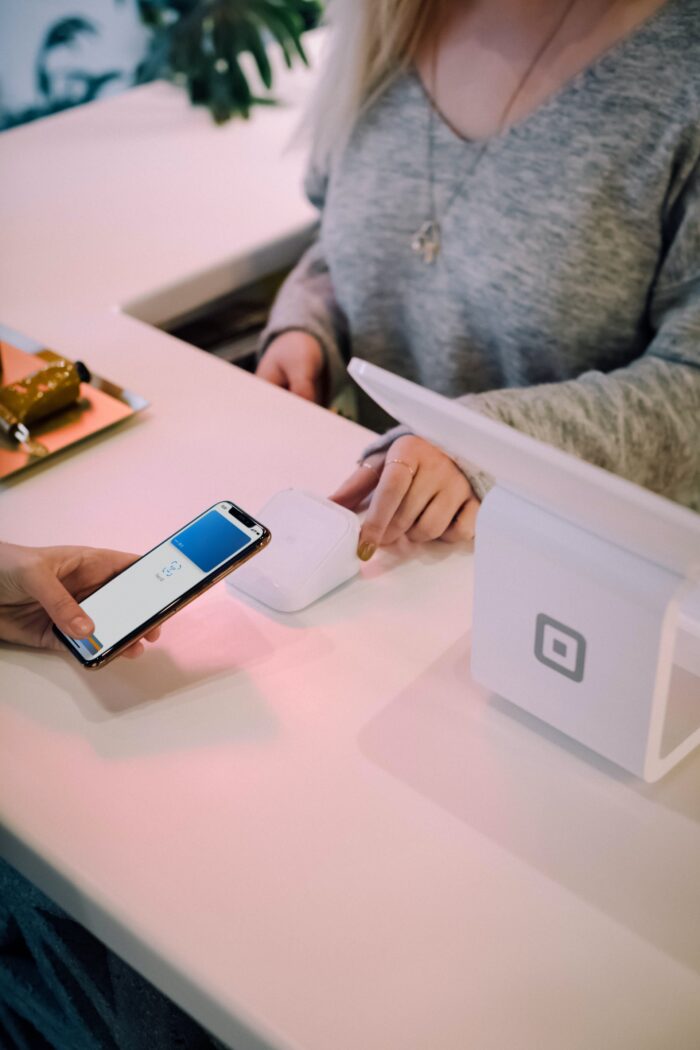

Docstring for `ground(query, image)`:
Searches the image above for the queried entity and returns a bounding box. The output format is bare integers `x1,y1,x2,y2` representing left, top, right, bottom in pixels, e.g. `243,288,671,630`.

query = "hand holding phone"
53,501,270,668
0,543,158,658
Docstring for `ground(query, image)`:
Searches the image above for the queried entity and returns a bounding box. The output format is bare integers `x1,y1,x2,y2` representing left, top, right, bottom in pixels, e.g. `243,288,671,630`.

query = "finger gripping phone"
54,501,271,669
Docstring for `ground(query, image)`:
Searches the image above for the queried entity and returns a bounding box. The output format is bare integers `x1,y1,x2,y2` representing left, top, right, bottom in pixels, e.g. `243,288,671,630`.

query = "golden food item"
0,395,49,457
0,358,90,425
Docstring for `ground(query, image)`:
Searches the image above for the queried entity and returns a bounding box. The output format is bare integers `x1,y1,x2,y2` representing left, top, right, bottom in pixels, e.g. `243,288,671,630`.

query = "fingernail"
357,541,377,562
71,615,92,636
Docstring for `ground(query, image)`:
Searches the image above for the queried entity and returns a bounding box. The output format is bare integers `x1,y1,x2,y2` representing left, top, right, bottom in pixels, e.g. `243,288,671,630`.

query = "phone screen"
57,502,266,666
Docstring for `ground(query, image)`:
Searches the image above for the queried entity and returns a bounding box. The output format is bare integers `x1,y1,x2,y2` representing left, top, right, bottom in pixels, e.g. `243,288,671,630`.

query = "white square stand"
345,357,700,781
471,487,700,782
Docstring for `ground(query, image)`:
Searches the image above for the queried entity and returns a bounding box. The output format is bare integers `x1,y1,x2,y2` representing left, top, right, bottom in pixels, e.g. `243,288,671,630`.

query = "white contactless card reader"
349,357,700,782
228,489,360,613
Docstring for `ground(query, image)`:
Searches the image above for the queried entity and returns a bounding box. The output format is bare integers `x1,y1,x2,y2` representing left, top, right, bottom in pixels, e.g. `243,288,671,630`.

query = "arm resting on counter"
258,164,350,404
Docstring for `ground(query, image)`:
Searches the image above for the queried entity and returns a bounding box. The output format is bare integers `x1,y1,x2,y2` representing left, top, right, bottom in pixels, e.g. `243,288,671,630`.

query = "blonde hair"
303,0,442,165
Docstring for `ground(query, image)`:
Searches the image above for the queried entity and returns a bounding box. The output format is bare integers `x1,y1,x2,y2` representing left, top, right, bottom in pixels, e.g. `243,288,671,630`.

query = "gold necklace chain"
412,0,581,264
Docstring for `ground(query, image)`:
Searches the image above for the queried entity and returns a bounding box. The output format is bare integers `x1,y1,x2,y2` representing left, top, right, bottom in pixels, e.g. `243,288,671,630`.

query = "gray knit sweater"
261,0,700,509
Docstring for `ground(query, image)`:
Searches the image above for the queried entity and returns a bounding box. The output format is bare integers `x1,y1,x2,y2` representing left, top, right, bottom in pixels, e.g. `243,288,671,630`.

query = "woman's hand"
330,435,480,559
0,542,160,658
256,331,326,403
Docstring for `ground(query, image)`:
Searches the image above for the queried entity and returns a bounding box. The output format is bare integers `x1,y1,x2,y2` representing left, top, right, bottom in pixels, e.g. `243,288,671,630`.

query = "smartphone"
53,501,271,669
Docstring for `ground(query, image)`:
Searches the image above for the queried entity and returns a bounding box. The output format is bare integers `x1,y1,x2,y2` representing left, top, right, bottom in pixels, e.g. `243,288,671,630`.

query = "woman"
257,0,700,560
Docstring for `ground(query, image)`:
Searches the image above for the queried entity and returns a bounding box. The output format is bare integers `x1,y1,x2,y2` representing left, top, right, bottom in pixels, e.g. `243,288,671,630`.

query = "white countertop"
2,44,700,1050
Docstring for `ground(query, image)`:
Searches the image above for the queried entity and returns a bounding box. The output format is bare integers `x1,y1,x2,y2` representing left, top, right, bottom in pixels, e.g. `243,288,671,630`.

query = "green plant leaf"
136,0,322,123
43,17,98,51
36,17,100,99
238,24,273,90
67,70,123,103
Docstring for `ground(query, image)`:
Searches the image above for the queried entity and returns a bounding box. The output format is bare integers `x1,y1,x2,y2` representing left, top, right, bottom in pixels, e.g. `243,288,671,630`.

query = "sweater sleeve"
365,161,700,512
258,162,350,403
461,159,700,512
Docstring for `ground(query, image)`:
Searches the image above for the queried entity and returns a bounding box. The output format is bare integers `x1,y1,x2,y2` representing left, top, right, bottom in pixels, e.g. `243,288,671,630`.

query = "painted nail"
71,615,92,636
357,541,377,562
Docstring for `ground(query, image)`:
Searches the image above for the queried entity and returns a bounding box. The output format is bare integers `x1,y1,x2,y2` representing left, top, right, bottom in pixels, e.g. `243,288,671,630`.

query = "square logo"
534,614,586,683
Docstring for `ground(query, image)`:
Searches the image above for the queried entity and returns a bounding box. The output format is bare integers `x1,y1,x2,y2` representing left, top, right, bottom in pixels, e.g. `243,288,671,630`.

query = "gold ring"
386,458,416,478
359,460,381,478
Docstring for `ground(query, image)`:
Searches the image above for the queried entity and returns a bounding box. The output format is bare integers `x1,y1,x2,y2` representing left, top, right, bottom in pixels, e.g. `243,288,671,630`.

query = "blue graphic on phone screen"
173,510,251,571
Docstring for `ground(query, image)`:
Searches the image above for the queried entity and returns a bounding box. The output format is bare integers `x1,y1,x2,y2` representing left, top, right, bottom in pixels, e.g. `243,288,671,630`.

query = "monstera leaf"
136,0,322,122
36,17,99,97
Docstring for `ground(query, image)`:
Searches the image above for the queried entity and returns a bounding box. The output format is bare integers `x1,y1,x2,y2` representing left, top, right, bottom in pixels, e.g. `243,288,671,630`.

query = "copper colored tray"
0,324,148,481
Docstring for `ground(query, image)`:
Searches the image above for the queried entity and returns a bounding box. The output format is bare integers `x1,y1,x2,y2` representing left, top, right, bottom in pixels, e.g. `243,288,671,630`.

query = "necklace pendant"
411,220,440,264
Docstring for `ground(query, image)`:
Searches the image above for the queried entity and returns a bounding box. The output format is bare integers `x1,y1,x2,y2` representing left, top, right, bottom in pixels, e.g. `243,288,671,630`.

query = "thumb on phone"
28,567,94,638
